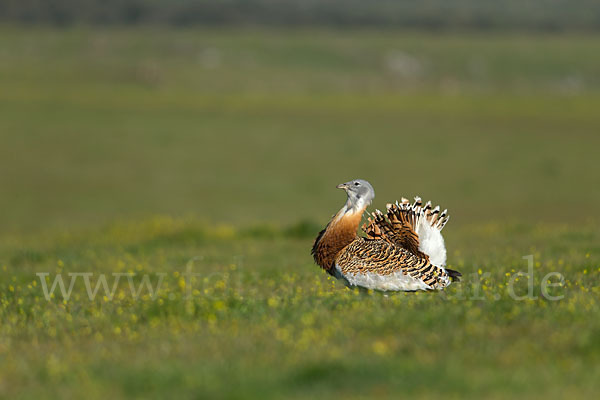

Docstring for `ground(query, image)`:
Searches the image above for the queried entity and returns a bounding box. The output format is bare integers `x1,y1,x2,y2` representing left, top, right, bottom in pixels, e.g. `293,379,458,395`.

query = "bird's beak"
336,183,349,190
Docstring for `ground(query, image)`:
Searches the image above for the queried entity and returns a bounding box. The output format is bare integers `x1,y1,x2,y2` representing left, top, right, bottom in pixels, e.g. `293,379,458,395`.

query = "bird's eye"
354,182,360,186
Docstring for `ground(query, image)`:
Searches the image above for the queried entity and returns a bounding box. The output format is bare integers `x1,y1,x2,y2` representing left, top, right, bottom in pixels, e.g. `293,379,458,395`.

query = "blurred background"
2,3,600,399
1,0,600,234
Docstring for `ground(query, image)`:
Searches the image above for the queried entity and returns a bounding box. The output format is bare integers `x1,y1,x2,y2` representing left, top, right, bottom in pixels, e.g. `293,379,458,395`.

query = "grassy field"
1,28,600,398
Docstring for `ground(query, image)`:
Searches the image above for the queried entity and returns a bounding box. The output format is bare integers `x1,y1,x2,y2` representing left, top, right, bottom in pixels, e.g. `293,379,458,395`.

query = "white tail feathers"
408,196,449,267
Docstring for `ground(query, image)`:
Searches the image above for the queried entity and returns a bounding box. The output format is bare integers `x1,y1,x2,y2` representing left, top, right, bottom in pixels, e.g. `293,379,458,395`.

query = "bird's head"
337,179,375,212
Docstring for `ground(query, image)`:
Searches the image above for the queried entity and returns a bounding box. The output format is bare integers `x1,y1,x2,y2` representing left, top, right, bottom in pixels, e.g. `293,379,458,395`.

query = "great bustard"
312,179,460,291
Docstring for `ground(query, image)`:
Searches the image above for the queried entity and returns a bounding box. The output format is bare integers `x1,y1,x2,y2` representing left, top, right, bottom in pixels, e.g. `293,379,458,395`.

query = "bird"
312,179,461,291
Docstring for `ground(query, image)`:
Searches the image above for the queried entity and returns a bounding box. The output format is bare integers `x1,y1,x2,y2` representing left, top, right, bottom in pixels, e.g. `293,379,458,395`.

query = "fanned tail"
361,196,451,267
418,198,450,231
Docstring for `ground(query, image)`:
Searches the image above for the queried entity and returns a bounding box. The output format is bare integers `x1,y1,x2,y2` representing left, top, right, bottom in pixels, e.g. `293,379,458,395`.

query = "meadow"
0,28,600,398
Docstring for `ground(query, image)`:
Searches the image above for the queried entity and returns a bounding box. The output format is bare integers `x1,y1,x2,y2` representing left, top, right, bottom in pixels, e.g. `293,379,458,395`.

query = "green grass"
1,27,600,398
1,219,599,399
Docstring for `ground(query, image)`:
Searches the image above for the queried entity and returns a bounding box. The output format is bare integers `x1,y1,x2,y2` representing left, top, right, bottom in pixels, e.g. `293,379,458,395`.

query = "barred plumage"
312,179,460,292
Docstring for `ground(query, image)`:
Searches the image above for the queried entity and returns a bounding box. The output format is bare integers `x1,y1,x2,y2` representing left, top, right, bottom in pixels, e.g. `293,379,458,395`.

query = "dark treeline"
1,0,599,31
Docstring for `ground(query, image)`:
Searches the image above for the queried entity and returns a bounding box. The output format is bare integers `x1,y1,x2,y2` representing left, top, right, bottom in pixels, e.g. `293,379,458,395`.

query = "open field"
1,28,600,398
1,219,599,398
